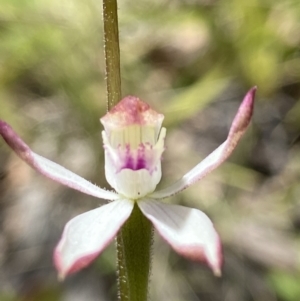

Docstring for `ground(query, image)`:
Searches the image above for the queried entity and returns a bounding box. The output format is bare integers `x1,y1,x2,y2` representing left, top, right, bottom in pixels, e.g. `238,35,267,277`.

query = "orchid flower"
0,87,256,279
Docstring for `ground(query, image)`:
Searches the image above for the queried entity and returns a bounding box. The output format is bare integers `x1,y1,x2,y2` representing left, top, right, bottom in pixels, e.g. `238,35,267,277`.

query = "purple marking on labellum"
136,156,146,170
120,144,148,171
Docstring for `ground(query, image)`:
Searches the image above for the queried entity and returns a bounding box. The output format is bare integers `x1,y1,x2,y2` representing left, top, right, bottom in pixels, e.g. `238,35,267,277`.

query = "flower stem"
117,204,153,301
102,0,122,110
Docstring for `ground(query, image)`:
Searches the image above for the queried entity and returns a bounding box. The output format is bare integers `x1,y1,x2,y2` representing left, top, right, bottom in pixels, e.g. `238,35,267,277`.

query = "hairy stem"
117,204,153,301
103,0,121,110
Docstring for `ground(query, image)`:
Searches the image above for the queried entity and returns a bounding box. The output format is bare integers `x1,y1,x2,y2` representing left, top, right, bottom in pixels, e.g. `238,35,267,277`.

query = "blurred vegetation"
0,0,300,300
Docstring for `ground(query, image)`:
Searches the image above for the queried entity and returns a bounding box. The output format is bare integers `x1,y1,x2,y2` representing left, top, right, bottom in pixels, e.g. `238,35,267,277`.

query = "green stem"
103,0,122,110
117,204,153,301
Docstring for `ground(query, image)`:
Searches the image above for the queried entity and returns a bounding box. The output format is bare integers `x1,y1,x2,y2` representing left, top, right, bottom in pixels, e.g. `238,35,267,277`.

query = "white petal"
149,87,256,199
54,199,134,279
138,199,222,275
0,121,118,201
33,154,119,200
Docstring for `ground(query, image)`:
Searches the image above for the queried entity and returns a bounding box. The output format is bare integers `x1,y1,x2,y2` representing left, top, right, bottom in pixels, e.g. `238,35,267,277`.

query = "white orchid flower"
0,87,256,279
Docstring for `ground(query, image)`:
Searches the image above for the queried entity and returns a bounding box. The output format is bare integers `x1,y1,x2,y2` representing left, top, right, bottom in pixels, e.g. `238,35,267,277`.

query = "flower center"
100,96,166,199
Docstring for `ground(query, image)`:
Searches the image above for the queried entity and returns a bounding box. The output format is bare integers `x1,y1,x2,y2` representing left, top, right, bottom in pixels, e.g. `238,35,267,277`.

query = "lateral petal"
54,199,134,279
138,199,222,276
0,121,119,200
149,87,256,199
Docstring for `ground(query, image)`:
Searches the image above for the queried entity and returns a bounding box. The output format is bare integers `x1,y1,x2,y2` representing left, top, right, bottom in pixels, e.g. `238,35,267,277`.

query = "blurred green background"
0,0,300,300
